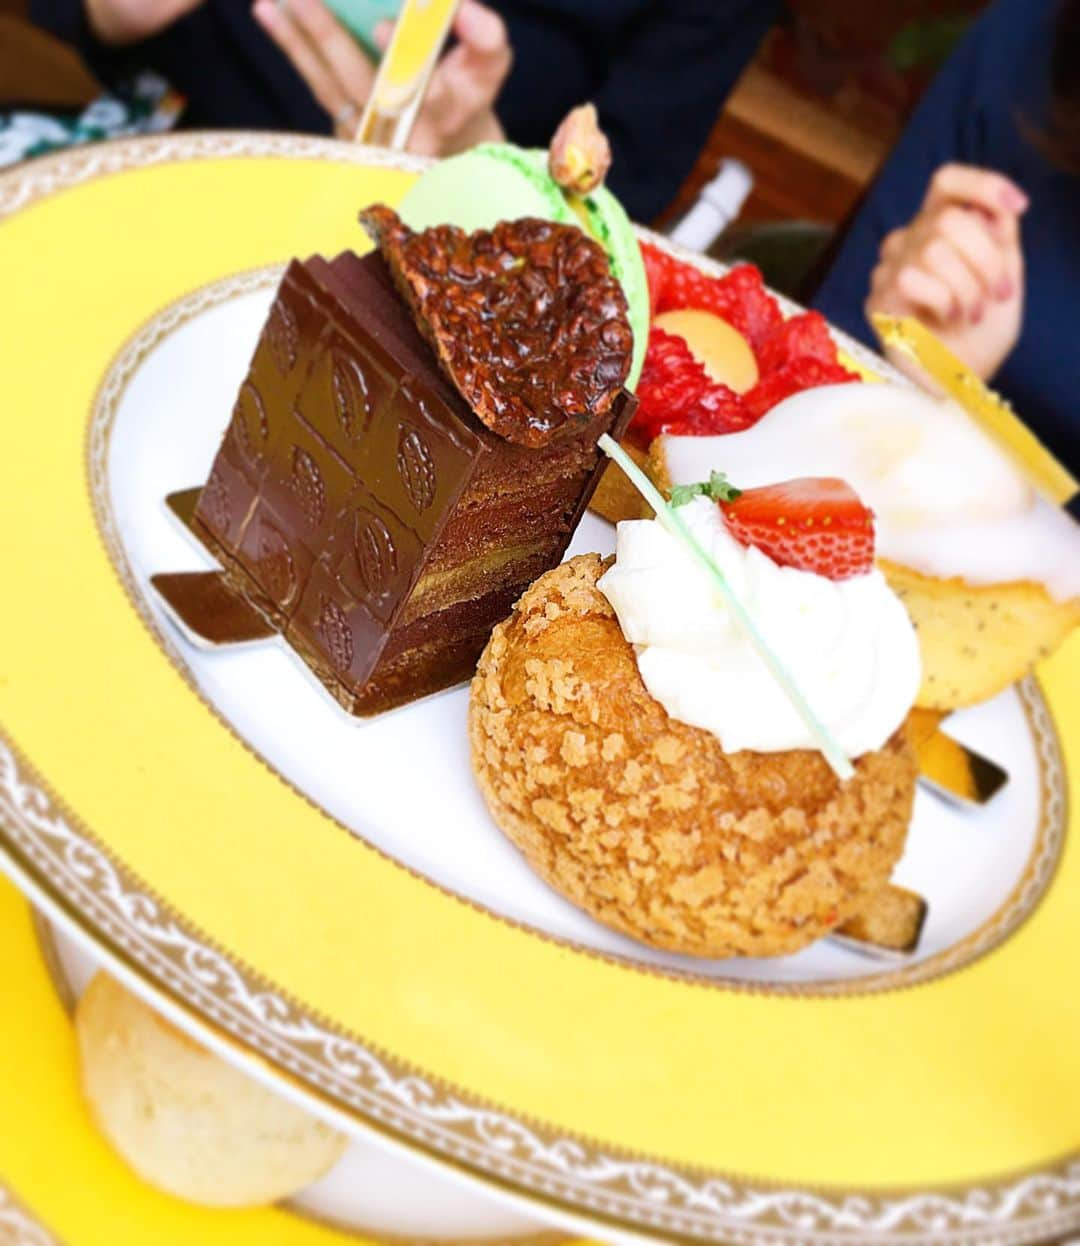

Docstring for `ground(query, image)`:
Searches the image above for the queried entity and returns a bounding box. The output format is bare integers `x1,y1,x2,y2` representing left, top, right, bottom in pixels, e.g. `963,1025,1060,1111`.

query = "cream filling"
597,499,921,758
660,383,1080,602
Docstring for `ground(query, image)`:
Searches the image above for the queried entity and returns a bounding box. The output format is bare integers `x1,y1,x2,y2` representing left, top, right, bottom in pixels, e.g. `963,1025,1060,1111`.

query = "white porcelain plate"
4,137,1076,1246
101,272,1061,993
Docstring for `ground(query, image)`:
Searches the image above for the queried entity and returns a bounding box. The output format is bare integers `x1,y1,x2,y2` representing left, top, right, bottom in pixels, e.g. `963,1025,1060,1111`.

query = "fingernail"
995,276,1013,300
1001,185,1029,213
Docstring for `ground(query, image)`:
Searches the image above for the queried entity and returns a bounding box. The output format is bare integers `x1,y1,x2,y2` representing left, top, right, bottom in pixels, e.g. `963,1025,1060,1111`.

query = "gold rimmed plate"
1,134,1078,1244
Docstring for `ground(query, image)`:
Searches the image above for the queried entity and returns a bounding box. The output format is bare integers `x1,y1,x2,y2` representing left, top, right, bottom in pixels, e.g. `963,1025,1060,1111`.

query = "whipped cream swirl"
661,383,1080,602
597,498,921,758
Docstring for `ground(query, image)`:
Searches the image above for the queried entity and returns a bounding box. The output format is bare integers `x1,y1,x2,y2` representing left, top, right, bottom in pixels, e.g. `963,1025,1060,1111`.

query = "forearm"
813,8,993,342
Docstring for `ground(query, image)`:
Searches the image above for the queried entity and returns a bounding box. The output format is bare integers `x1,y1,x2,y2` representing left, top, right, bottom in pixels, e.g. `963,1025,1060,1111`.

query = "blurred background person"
27,0,778,221
813,0,1079,468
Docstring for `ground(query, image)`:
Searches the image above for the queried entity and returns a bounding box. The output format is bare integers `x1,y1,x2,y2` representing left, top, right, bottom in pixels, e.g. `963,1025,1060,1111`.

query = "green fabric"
0,73,181,168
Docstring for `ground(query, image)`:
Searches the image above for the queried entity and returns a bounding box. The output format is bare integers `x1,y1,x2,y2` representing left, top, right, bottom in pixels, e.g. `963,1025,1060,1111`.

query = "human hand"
252,0,510,154
395,0,511,155
865,164,1028,381
85,0,204,44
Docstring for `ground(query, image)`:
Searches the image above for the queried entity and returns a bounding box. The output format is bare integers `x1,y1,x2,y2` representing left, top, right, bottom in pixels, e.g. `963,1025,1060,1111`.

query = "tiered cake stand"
0,134,1077,1246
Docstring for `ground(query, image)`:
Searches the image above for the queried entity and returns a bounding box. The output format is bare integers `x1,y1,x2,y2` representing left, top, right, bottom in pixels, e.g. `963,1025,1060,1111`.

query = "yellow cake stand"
0,871,573,1244
0,872,359,1246
0,133,1077,1244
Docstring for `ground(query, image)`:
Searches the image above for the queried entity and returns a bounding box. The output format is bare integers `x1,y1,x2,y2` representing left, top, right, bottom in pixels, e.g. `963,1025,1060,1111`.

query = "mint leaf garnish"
669,470,742,507
669,483,703,507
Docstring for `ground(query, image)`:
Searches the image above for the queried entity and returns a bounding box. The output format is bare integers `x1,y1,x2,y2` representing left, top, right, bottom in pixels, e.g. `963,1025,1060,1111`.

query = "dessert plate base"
114,277,1059,994
2,135,1076,1246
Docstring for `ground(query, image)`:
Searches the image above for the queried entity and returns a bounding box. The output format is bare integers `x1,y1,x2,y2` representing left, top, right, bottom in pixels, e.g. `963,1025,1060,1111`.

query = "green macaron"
398,143,649,389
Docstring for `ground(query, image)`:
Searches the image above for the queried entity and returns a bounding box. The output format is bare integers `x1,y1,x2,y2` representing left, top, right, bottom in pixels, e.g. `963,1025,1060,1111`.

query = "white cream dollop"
660,383,1080,602
596,498,921,758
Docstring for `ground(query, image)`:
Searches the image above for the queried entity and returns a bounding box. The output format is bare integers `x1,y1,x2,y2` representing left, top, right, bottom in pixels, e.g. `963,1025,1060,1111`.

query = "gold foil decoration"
870,312,1078,511
354,0,462,150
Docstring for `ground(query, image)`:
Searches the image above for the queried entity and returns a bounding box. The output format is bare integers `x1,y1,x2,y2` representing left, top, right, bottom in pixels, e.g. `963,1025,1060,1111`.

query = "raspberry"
704,265,785,351
630,328,706,443
744,357,859,422
640,241,672,319
667,382,757,436
641,245,785,352
629,327,755,443
757,310,841,373
656,257,715,313
635,247,859,438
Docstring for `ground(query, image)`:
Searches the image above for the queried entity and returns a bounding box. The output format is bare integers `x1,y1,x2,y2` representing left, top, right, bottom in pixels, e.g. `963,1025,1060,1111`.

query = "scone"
879,560,1079,710
653,382,1080,710
76,973,347,1207
471,528,919,958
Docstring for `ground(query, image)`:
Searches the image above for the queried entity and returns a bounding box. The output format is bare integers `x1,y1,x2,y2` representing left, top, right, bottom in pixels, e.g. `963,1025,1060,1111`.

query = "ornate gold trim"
0,134,1077,1245
0,131,427,221
0,1185,64,1246
4,735,1080,1246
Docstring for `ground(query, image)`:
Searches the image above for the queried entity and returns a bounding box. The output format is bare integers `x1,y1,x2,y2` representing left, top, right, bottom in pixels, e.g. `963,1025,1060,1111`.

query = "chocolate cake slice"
191,209,636,716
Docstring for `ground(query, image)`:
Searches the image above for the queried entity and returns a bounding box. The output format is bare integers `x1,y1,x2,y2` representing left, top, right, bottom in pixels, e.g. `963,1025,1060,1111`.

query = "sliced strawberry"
720,477,875,580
